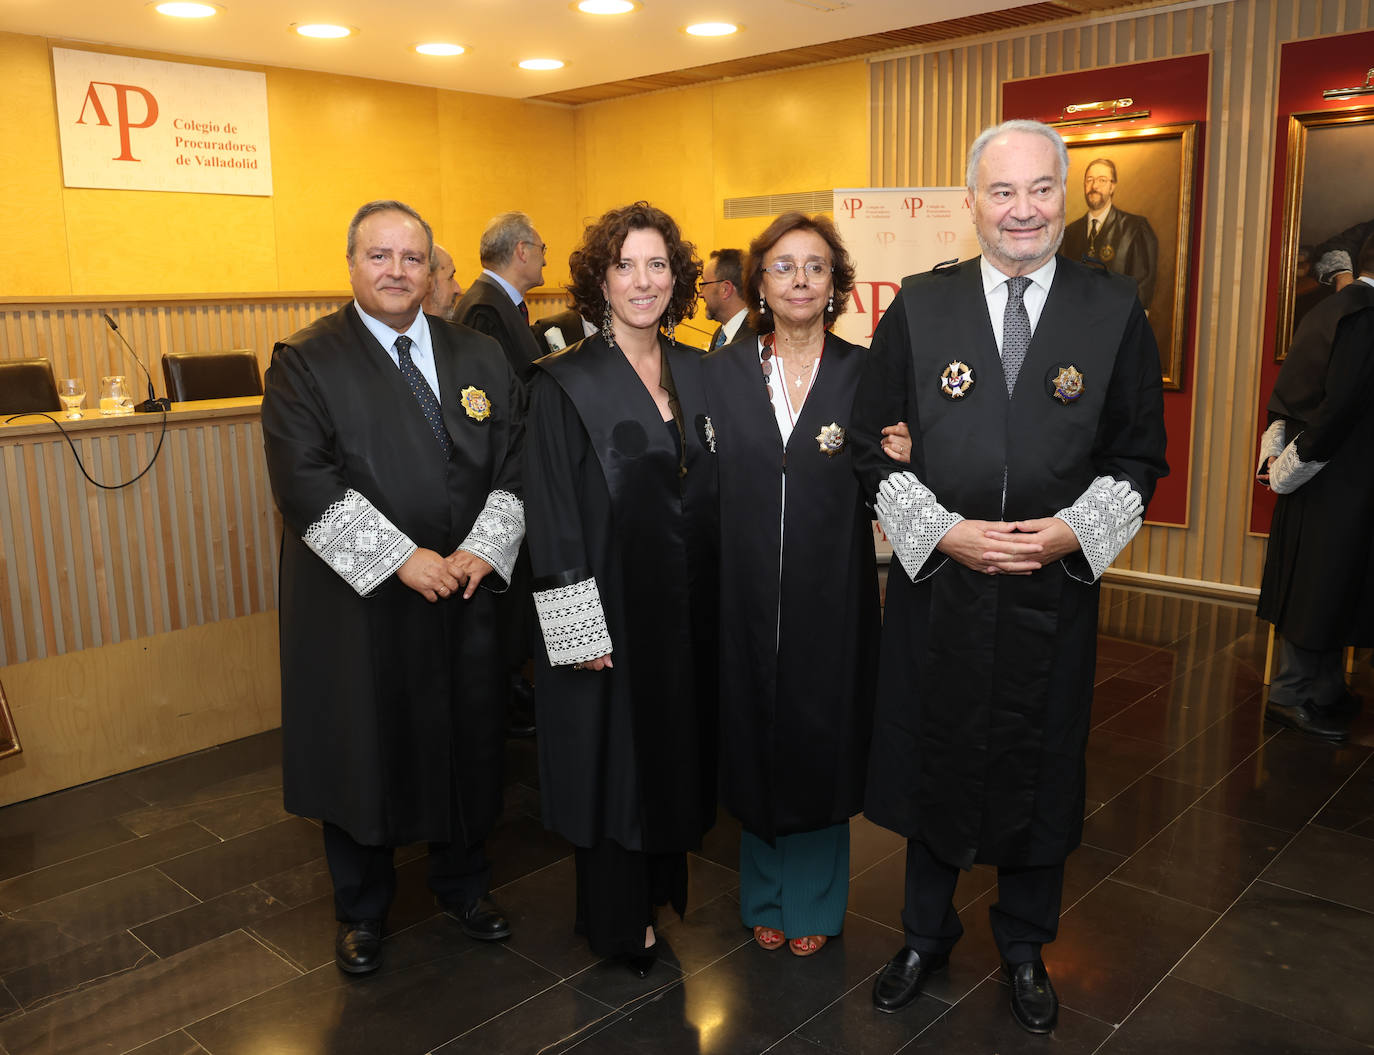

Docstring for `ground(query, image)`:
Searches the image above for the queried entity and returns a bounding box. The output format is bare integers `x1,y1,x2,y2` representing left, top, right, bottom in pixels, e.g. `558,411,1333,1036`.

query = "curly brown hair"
567,202,700,335
743,212,856,335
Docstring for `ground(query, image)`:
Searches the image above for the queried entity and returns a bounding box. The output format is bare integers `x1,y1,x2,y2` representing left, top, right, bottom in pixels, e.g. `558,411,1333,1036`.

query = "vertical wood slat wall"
870,0,1371,592
0,411,279,668
0,290,576,395
0,296,347,398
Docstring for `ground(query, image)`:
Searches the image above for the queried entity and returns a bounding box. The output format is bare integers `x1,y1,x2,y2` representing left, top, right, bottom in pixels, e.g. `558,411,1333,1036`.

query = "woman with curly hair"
522,202,718,976
705,212,905,959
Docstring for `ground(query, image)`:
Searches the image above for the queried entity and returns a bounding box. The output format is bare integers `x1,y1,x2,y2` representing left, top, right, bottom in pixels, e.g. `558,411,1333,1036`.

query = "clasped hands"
937,517,1079,575
397,547,493,602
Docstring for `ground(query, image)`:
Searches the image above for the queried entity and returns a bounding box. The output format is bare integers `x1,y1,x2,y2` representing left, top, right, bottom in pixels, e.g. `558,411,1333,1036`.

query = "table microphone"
102,313,171,412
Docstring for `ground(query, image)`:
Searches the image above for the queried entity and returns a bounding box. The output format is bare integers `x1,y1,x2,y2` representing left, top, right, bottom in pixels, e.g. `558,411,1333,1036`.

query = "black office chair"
0,357,61,415
161,351,264,402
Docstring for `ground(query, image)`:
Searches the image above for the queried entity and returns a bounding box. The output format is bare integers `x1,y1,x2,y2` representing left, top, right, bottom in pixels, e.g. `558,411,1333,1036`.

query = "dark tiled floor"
1,587,1372,1054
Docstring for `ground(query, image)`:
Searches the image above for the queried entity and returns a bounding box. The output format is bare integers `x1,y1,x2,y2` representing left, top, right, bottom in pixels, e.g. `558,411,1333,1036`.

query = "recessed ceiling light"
155,2,217,16
294,23,351,39
575,0,636,13
685,22,738,36
518,58,565,71
416,42,465,56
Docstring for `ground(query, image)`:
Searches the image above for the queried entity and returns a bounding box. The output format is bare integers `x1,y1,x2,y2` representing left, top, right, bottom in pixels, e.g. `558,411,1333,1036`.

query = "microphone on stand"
102,313,171,412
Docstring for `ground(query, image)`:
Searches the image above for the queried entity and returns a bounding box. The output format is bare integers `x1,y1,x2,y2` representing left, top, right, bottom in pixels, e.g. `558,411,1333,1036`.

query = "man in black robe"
261,200,525,975
1256,233,1374,742
454,211,547,737
852,121,1167,1034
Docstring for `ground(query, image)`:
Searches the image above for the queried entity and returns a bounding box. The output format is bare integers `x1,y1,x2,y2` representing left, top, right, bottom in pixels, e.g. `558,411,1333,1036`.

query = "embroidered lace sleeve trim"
1269,435,1327,495
533,576,613,665
1055,475,1143,582
457,490,525,587
874,471,963,581
302,488,416,597
1314,249,1353,285
1257,419,1287,473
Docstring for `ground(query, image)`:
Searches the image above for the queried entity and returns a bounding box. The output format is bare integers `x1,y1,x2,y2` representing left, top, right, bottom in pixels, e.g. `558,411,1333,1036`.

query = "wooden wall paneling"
869,0,1373,591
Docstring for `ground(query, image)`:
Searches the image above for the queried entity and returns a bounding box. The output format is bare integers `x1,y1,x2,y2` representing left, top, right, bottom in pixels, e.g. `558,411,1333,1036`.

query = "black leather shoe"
1265,699,1350,743
447,897,512,941
335,919,383,974
1004,959,1058,1034
872,946,949,1013
626,952,656,978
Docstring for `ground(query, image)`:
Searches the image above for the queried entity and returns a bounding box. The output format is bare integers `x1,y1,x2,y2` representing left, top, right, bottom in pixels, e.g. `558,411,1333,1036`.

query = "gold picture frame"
1059,122,1199,390
1274,106,1374,360
0,681,21,760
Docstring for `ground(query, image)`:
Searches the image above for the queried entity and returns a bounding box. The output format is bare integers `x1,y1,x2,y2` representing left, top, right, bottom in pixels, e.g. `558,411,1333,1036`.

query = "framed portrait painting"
1272,106,1374,360
1059,122,1198,390
0,681,20,761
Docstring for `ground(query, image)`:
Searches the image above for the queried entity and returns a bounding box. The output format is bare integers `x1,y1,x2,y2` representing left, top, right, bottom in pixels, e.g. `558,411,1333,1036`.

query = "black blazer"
454,273,545,383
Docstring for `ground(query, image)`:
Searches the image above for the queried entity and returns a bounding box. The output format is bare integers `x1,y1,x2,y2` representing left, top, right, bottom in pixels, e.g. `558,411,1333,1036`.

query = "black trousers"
323,821,491,923
574,839,687,959
901,838,1063,966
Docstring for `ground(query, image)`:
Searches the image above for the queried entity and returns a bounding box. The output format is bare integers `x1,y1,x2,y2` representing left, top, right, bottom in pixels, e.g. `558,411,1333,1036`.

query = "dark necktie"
1088,217,1099,257
1002,275,1032,395
518,300,529,324
395,335,452,456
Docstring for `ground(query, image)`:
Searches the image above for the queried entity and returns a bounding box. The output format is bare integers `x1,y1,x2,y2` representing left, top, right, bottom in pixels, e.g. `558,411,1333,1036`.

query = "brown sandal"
789,934,827,957
753,925,785,951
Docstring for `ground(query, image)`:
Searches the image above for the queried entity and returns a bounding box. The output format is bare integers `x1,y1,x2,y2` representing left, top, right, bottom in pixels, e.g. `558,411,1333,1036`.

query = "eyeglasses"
761,261,833,280
521,240,548,257
697,278,726,292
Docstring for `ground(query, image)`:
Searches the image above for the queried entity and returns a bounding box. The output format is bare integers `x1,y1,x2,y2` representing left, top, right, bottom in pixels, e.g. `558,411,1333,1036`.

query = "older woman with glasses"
705,212,908,958
522,202,718,977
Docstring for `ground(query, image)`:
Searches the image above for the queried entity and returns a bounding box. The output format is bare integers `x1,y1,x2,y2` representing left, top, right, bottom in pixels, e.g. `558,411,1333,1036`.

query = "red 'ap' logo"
901,196,923,216
77,81,160,162
841,198,863,219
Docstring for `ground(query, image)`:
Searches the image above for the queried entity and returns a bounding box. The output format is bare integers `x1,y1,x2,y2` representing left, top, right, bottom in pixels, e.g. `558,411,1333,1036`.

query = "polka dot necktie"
1088,217,1099,257
1002,275,1032,395
394,335,452,456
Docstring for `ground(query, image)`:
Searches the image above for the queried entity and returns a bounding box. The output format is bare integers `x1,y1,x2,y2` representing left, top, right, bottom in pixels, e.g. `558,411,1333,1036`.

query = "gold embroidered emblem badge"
816,422,845,457
1050,365,1085,404
940,361,975,399
460,386,491,421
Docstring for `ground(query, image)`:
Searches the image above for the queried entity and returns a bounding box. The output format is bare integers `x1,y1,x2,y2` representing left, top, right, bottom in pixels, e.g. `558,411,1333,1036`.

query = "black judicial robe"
455,274,545,384
524,334,719,853
262,305,524,847
852,258,1168,870
704,332,879,842
1258,285,1374,649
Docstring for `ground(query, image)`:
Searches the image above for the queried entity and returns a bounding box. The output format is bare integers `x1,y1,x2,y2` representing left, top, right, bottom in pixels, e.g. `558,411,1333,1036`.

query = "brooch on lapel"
816,422,845,457
1047,365,1085,404
698,415,717,453
1098,244,1116,263
939,360,975,400
460,386,491,421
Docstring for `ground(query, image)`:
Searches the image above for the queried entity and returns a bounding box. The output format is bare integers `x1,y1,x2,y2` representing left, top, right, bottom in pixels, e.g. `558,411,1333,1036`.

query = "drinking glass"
58,378,86,419
98,375,134,416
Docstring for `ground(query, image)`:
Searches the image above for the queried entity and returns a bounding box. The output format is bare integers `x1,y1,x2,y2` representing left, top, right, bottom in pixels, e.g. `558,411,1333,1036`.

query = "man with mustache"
1062,157,1160,308
262,200,526,975
852,121,1168,1034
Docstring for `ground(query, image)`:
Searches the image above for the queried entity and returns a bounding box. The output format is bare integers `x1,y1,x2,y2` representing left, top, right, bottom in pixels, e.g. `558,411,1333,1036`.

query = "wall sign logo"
53,48,272,196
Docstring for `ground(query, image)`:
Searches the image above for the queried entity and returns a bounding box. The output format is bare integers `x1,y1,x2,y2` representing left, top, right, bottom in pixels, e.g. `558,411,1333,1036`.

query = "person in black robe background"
523,202,718,976
1256,232,1374,742
262,200,525,976
705,213,899,958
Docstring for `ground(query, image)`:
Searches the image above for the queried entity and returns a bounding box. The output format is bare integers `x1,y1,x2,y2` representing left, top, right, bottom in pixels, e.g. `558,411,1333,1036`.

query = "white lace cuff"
457,489,525,587
542,327,568,352
874,471,963,580
1269,436,1326,495
1055,475,1143,581
1257,419,1287,474
303,488,416,597
1314,250,1353,285
533,576,613,665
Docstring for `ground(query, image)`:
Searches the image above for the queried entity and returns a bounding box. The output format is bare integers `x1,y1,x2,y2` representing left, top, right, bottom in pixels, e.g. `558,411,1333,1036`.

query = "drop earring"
602,302,615,346
758,294,768,315
662,311,676,344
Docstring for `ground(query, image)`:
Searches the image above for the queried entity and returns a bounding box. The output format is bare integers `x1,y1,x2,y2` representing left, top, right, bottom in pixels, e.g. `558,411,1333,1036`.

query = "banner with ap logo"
52,47,272,196
831,188,979,347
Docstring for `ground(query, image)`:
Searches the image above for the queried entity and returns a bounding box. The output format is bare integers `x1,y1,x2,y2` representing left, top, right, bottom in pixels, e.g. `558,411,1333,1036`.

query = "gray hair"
965,120,1069,195
479,211,539,268
346,200,434,262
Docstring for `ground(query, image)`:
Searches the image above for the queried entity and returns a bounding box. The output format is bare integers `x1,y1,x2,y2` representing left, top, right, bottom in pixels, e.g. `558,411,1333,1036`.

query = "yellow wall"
2,29,867,329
